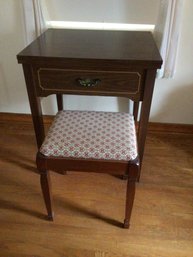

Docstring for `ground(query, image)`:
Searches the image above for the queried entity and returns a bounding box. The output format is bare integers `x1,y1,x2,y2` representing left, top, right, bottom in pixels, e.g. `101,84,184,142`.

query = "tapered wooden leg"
40,171,54,221
123,180,136,228
123,160,139,228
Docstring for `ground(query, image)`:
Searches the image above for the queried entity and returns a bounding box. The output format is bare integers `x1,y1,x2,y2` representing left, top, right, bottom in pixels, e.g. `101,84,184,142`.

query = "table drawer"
36,68,143,99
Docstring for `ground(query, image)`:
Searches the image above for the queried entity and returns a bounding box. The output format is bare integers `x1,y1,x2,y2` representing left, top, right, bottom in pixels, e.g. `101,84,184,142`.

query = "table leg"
124,159,139,228
56,94,63,111
138,69,157,180
22,64,45,149
133,101,139,122
40,170,54,220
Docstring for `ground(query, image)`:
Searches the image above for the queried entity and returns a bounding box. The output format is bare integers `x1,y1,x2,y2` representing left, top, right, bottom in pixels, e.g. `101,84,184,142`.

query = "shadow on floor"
0,198,46,220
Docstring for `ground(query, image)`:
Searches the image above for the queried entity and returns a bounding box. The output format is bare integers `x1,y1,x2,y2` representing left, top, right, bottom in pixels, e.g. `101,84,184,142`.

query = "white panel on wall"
45,0,160,25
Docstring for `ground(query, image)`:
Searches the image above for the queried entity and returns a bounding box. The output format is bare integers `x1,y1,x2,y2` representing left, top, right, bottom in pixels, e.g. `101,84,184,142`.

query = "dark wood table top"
17,29,162,68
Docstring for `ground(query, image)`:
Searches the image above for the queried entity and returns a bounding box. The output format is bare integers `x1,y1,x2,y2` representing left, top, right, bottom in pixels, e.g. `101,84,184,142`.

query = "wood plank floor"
0,120,193,257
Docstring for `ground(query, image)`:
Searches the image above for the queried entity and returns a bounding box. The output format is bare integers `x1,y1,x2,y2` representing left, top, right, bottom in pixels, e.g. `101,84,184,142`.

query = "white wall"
150,0,193,124
45,0,160,24
0,0,193,124
0,0,30,114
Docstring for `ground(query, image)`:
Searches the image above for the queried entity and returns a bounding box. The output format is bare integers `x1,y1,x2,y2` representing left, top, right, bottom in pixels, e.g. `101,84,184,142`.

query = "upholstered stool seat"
40,110,138,161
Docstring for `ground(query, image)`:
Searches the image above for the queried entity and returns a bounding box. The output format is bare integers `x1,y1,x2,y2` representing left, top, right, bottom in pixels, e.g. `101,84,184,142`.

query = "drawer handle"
77,78,101,87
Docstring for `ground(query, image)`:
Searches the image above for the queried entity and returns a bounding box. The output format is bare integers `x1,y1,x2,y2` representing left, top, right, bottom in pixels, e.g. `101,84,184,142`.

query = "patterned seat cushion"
40,110,138,161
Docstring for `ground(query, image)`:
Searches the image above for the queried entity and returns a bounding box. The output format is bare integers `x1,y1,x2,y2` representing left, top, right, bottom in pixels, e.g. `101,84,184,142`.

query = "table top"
17,29,162,68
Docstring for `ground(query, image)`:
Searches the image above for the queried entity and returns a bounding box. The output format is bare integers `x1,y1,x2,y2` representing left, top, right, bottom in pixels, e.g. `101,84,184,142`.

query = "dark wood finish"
37,152,139,224
17,29,162,228
133,101,140,122
22,64,45,148
37,152,137,175
35,68,144,100
124,158,139,228
40,170,54,220
17,29,162,68
138,69,157,175
56,94,63,111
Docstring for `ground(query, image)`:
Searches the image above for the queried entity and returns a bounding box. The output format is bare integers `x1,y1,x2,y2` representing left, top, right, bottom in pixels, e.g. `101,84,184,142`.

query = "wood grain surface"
0,119,193,257
35,68,143,100
17,29,162,68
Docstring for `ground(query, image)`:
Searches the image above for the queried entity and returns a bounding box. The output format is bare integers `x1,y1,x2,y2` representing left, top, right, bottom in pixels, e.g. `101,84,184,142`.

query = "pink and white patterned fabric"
40,110,138,161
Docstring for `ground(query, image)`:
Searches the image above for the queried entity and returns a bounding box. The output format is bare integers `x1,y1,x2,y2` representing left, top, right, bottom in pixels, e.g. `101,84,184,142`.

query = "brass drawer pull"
77,78,101,87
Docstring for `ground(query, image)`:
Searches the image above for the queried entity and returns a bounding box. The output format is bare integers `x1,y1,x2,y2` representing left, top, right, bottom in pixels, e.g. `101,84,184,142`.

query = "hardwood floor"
0,119,193,257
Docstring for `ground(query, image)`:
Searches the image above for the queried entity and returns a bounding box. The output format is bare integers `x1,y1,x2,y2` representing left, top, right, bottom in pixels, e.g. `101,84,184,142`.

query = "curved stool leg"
40,170,54,221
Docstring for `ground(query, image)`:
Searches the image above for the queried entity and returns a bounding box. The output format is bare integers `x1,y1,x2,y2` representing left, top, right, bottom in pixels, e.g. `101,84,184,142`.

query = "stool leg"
123,180,136,228
40,171,54,221
123,161,139,228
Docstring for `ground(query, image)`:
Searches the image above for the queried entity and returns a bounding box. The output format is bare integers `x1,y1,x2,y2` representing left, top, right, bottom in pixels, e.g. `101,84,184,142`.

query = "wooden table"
17,29,162,171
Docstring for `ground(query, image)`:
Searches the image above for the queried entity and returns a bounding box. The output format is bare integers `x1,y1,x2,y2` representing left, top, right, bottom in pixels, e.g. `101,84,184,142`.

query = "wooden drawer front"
36,68,142,99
